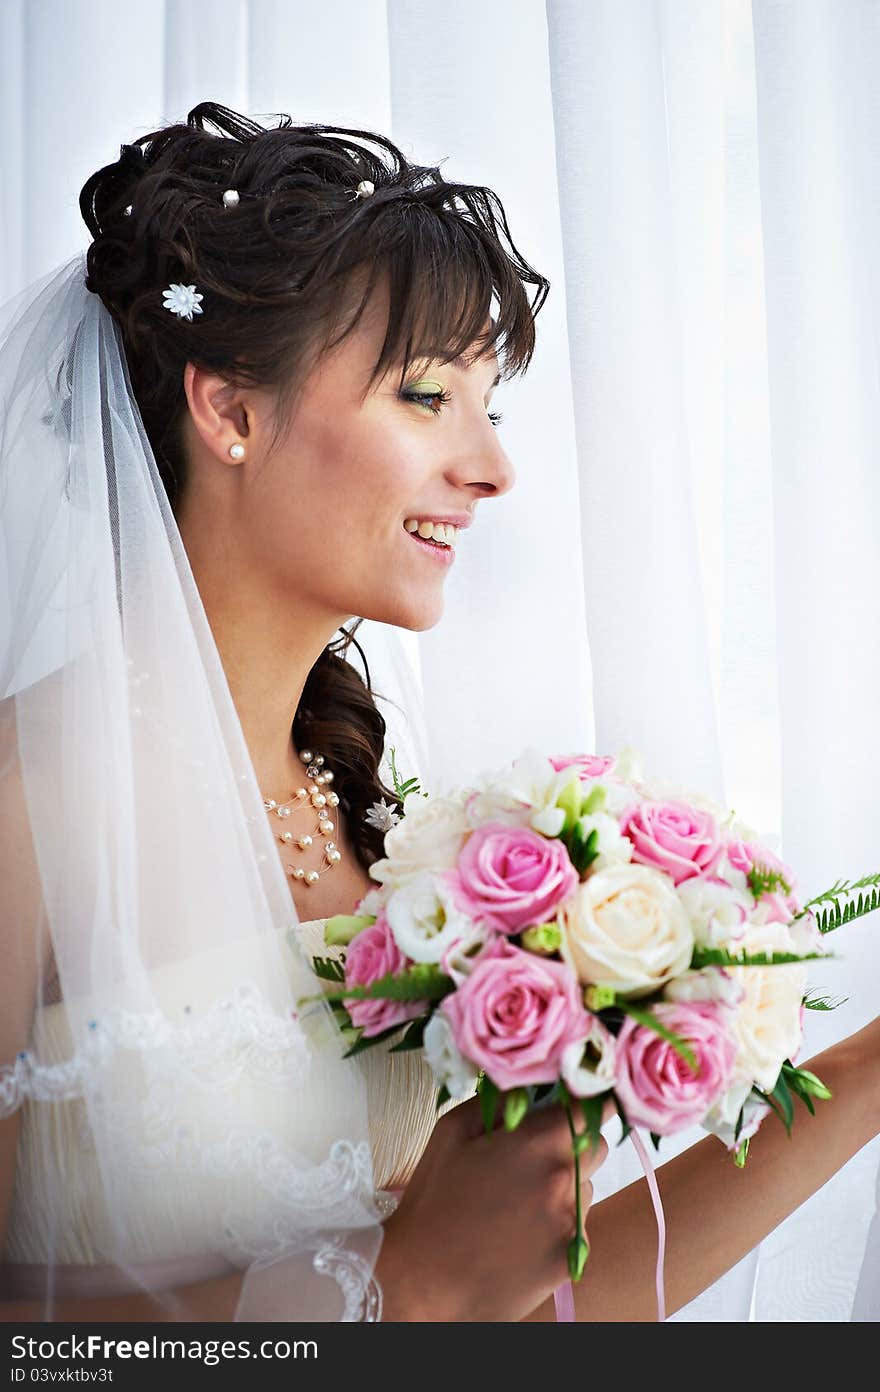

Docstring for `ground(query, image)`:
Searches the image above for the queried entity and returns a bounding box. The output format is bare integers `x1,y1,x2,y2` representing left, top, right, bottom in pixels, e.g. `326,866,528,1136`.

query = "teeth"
404,518,458,546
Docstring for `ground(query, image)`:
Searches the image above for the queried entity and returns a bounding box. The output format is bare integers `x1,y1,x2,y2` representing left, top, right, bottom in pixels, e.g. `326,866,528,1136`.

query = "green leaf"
342,1021,407,1058
691,946,828,969
568,825,599,877
567,1234,590,1282
320,962,453,1004
792,871,880,933
747,862,794,900
734,1137,750,1168
477,1074,500,1136
310,955,345,983
734,1101,746,1142
766,1070,795,1136
802,990,848,1011
619,1002,698,1073
436,1084,451,1110
386,745,426,805
612,1092,632,1144
580,1094,606,1150
388,1017,427,1053
649,1131,662,1153
503,1087,529,1132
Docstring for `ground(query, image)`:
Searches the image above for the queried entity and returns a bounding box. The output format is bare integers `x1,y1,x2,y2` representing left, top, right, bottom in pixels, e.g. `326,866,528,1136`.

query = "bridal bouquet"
306,746,879,1282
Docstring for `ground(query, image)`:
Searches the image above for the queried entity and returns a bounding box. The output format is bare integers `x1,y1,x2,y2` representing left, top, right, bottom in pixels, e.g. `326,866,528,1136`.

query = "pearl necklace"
263,747,343,886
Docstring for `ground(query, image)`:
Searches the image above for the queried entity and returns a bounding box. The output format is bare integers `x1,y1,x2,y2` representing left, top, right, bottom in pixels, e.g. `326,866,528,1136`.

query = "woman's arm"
523,1016,880,1321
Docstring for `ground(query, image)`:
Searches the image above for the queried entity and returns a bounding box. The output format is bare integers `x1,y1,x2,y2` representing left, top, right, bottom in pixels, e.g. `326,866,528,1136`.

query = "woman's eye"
401,388,504,428
401,388,451,414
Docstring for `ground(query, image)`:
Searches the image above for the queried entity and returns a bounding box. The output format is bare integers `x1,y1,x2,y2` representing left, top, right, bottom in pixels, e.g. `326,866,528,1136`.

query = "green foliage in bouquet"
792,872,880,934
557,779,605,879
387,744,427,806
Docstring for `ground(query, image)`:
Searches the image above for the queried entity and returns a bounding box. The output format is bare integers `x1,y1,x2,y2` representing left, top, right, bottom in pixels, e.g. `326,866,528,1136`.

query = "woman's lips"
404,529,455,566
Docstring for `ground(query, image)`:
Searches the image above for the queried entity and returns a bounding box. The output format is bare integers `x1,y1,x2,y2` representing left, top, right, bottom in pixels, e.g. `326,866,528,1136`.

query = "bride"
1,101,877,1324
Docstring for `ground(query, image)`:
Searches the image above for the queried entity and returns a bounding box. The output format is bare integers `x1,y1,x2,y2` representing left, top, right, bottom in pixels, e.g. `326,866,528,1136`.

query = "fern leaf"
691,947,828,969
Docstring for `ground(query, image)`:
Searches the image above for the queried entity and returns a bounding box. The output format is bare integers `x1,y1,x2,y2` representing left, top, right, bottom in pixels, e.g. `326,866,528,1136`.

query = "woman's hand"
374,1092,614,1321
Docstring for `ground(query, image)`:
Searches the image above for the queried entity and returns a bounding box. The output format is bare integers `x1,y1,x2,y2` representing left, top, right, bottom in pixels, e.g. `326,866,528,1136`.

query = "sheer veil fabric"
0,253,427,1320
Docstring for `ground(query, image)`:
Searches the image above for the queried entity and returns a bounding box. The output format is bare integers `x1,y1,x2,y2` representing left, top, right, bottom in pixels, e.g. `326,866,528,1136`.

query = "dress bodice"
3,918,452,1271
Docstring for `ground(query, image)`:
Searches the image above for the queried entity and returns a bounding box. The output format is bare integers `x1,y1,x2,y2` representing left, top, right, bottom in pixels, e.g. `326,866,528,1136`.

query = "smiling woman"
0,100,572,1326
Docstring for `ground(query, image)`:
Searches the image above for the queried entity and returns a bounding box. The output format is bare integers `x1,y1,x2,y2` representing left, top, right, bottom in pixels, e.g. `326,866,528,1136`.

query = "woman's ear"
183,362,252,464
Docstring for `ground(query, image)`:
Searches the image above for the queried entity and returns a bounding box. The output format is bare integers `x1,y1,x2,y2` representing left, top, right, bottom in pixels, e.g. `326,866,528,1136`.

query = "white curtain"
2,0,877,1321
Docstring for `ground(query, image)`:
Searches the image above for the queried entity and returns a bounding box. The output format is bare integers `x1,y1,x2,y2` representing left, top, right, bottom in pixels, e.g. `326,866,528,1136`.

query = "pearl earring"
228,442,246,461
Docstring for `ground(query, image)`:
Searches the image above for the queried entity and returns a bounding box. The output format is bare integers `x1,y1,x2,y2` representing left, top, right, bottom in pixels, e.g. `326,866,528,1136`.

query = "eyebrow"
448,353,502,390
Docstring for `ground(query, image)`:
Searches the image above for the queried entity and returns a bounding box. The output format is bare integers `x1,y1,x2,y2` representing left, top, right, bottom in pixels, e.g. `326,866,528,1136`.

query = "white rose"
665,966,745,1010
559,863,695,998
577,809,633,871
464,747,569,837
702,1077,771,1149
440,919,492,987
424,1011,479,1099
369,794,470,889
722,922,807,1092
560,1017,618,1098
384,870,474,965
676,876,752,947
354,885,385,917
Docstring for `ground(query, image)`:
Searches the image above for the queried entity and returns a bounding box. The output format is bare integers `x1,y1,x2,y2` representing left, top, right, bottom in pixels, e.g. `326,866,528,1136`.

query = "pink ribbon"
552,1128,667,1323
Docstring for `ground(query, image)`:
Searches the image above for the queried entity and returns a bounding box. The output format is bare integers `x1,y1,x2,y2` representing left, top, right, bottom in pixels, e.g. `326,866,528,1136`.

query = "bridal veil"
0,250,427,1320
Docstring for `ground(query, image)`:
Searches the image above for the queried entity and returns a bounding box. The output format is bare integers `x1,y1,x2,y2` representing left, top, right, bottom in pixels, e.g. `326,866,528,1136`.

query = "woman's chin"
367,589,445,632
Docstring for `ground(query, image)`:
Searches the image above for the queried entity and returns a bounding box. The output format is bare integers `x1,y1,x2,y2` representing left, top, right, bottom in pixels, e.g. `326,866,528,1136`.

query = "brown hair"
79,101,550,868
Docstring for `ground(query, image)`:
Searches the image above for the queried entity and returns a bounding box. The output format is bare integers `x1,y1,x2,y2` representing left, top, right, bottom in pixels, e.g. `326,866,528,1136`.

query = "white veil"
0,251,428,1320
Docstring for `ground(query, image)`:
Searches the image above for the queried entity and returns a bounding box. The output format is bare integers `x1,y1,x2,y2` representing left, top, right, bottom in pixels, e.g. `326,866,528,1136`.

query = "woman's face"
228,277,516,632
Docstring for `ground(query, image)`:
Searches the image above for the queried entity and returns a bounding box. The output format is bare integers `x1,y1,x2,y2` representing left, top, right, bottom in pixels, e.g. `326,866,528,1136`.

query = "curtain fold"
2,0,876,1321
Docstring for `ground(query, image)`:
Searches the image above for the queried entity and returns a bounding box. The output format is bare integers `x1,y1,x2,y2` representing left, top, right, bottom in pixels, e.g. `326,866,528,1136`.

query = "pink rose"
614,1001,737,1135
450,821,579,934
724,838,800,919
441,937,590,1091
343,912,426,1039
550,753,617,779
620,799,723,886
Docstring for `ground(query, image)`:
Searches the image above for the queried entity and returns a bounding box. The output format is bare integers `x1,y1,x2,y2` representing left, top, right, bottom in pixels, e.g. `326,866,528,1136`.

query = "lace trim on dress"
313,1243,383,1322
0,980,310,1120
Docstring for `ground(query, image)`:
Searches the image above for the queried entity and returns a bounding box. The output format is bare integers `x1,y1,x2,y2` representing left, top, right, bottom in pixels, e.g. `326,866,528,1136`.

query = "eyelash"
402,388,504,427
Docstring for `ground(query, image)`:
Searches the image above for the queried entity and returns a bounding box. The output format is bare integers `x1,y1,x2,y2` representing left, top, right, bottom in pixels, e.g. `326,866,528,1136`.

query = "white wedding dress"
1,917,451,1302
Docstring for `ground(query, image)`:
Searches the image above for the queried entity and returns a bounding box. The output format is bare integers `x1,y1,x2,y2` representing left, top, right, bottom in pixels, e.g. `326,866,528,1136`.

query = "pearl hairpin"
222,189,240,207
263,748,342,886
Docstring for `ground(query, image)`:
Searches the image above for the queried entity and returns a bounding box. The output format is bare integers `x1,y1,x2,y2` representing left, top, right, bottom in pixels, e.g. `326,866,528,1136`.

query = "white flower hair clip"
162,284,204,322
364,798,401,833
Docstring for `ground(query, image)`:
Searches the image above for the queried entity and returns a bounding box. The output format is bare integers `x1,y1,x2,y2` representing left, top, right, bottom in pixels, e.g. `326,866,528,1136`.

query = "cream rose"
723,922,807,1091
559,863,695,998
368,793,470,889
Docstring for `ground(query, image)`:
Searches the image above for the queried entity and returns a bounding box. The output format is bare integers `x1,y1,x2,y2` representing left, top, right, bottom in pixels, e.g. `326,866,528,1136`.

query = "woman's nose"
445,430,516,500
